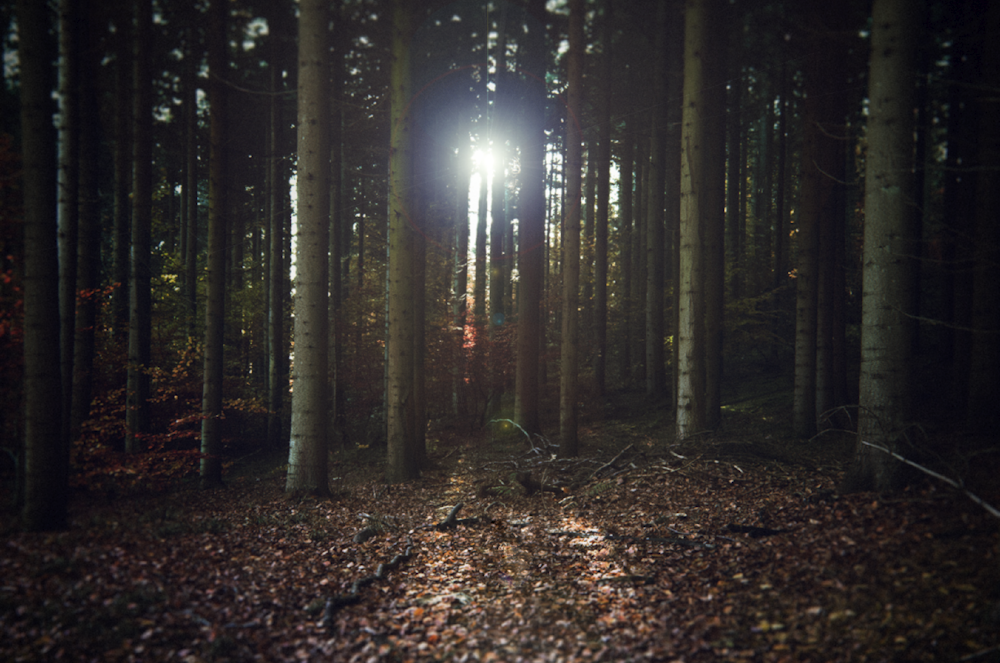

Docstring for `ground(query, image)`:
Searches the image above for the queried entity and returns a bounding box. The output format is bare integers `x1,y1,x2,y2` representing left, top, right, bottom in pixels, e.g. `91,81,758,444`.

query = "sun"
471,148,495,177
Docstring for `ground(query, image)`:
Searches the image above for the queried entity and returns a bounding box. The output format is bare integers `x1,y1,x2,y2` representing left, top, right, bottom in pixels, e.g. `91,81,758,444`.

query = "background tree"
19,0,65,531
125,0,153,453
514,0,547,435
286,0,331,495
843,0,920,492
57,0,79,448
559,0,585,458
676,0,725,440
386,0,418,482
200,0,228,487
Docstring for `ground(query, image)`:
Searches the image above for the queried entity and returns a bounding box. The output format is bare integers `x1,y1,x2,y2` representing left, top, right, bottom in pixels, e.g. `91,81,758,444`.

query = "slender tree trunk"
773,61,789,289
20,0,65,531
473,157,488,324
329,6,345,444
112,4,131,334
632,132,647,386
57,0,79,449
559,0,584,457
514,0,547,434
386,0,418,482
126,0,153,454
286,0,331,494
966,2,1000,431
452,142,471,415
266,54,285,449
701,4,726,427
619,121,635,386
726,64,744,298
200,0,228,486
71,0,100,437
844,0,920,492
184,4,199,337
676,0,723,439
645,2,669,399
593,0,613,397
664,3,685,409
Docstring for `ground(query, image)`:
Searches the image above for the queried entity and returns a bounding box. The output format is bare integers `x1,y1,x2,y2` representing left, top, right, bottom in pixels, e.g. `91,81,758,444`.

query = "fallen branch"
319,541,415,627
860,440,1000,520
590,444,635,480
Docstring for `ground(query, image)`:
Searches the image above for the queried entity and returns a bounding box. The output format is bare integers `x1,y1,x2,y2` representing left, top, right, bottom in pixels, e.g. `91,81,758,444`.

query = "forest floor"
2,378,1000,663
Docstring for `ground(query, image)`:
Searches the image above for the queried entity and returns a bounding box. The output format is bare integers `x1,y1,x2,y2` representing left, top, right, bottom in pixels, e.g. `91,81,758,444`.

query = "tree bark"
593,0,613,397
966,2,1000,431
676,0,723,439
844,0,920,493
200,0,228,486
71,0,100,438
386,0,418,482
19,0,65,531
57,0,79,449
112,3,131,335
645,1,669,399
559,0,584,457
287,0,331,494
183,3,199,337
126,0,153,453
514,0,547,435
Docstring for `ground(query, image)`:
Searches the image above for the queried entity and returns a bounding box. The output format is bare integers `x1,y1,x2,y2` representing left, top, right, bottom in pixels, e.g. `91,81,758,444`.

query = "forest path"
2,401,999,662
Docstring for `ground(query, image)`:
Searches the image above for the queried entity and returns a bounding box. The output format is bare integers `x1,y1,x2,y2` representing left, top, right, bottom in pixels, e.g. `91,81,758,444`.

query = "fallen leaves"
1,439,999,662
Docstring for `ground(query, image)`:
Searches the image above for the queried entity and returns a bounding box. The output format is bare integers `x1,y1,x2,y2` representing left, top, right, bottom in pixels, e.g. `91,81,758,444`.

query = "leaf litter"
2,423,998,662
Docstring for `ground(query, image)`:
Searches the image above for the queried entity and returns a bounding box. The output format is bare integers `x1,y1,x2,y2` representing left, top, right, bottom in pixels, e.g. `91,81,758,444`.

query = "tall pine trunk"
844,0,920,493
386,0,418,482
676,0,723,439
286,0,331,494
200,0,228,486
514,0,547,435
57,0,79,448
20,0,65,531
126,0,153,453
559,0,584,457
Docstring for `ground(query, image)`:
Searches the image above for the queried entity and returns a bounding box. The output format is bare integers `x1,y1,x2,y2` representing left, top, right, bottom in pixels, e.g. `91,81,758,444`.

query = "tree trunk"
112,3,131,335
618,119,634,386
19,0,65,531
559,0,584,458
514,0,547,435
386,0,418,482
593,0,613,397
452,142,471,415
726,62,744,298
773,61,789,289
701,2,726,427
676,0,723,439
266,50,286,449
200,0,228,486
57,0,79,449
329,5,345,444
126,0,153,454
645,1,669,399
844,0,919,493
966,2,1000,431
286,0,331,495
71,0,100,438
184,3,199,336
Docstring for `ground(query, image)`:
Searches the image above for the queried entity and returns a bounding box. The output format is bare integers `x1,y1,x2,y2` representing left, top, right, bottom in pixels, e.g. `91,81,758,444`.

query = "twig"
590,443,635,480
860,440,1000,520
960,645,1000,661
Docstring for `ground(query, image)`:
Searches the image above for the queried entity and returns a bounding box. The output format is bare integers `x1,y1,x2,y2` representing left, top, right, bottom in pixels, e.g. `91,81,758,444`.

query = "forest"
1,0,999,660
